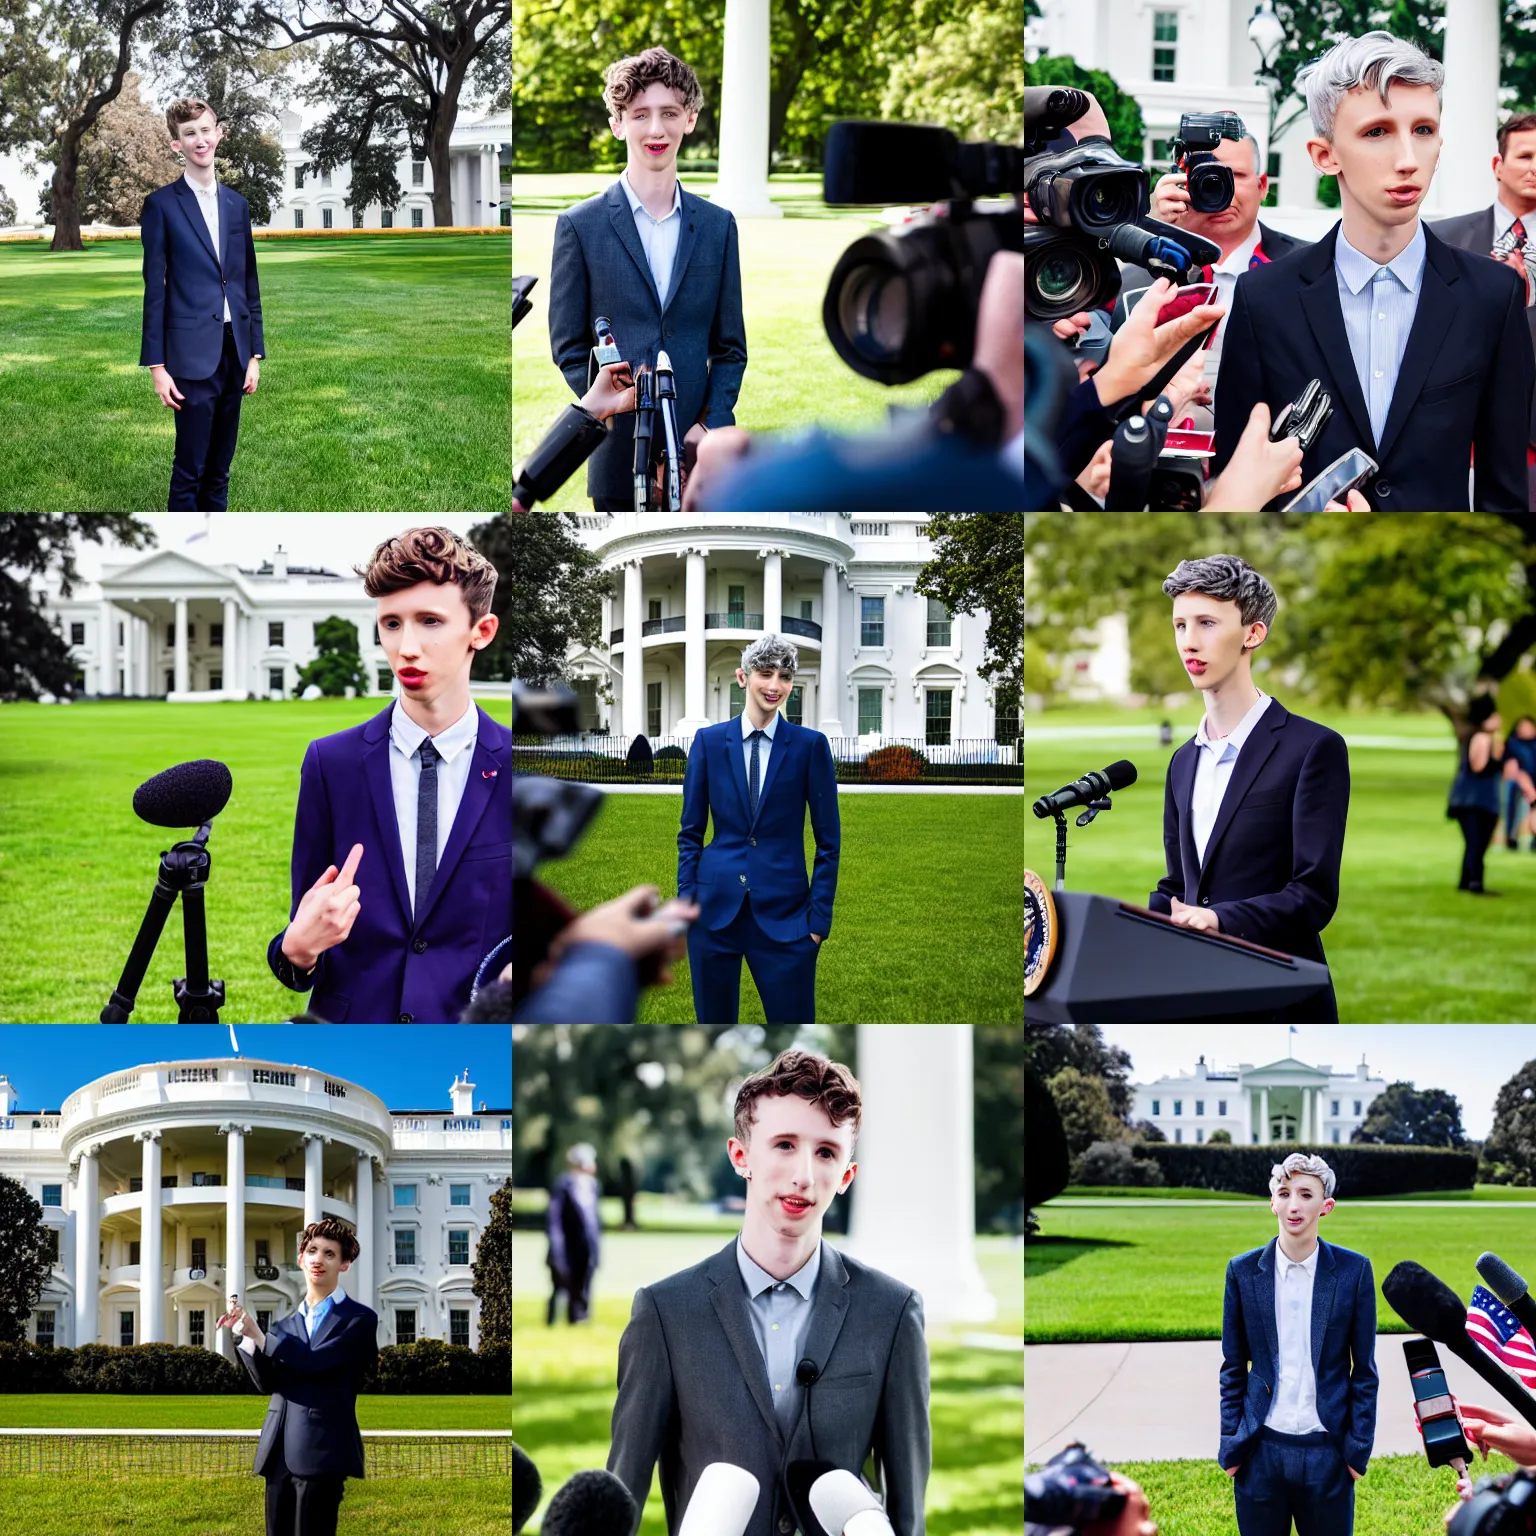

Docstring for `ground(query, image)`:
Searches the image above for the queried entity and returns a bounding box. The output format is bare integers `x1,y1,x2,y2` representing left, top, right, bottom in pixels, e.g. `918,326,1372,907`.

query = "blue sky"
0,1027,510,1113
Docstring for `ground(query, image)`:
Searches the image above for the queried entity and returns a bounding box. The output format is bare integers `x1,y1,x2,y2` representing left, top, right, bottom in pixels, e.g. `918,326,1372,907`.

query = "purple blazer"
266,702,510,1022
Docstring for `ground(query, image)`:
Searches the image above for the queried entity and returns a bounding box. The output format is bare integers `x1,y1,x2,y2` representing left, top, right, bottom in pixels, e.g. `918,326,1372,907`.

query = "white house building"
1130,1053,1388,1146
562,512,1017,746
1,1059,510,1354
272,107,511,231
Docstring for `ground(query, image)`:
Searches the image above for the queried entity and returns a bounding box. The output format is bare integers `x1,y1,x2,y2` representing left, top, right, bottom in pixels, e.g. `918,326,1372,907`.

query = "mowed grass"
511,174,954,510
533,791,1024,1022
0,696,511,1023
0,1394,510,1429
1022,707,1536,1021
0,236,510,511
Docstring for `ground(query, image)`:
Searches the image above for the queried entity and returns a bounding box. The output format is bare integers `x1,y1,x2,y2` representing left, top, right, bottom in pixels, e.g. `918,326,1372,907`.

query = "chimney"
1195,1055,1207,1079
450,1070,475,1116
0,1075,16,1115
272,545,288,580
1357,1056,1368,1081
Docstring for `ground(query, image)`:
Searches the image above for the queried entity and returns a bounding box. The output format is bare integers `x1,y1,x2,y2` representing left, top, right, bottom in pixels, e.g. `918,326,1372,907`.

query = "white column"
678,549,709,734
73,1145,100,1345
711,0,782,218
846,1025,994,1322
135,617,147,695
223,1124,246,1327
818,561,844,734
174,597,189,695
762,549,783,635
222,597,238,696
483,147,496,222
99,600,117,695
304,1134,324,1228
139,1129,164,1343
354,1152,374,1313
622,558,645,740
1433,0,1500,216
1260,1086,1270,1144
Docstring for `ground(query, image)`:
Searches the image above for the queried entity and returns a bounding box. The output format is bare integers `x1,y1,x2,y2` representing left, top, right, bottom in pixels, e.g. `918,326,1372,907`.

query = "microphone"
676,1462,761,1536
512,1442,542,1534
633,367,656,511
787,1461,839,1536
1401,1337,1472,1480
1031,761,1137,819
809,1469,897,1536
1106,219,1220,286
512,404,609,510
540,1469,639,1536
1103,397,1173,509
592,315,622,373
132,759,233,828
1476,1252,1536,1337
654,348,683,511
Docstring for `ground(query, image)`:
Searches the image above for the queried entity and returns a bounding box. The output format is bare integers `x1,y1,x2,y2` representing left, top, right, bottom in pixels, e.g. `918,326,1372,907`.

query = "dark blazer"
607,1238,931,1536
265,703,511,1023
237,1293,380,1480
1213,220,1534,511
139,178,265,379
1111,219,1310,326
1219,1237,1378,1477
549,180,748,502
546,1170,602,1277
677,716,840,942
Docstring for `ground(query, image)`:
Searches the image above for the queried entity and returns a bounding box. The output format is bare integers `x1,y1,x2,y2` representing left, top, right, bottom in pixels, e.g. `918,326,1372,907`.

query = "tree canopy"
507,511,608,690
1351,1081,1468,1148
0,1177,53,1346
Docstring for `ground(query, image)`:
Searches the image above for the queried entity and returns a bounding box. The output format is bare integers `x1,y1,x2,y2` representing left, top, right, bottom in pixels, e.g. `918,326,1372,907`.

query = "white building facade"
1,1060,510,1354
563,512,1017,747
1130,1053,1388,1146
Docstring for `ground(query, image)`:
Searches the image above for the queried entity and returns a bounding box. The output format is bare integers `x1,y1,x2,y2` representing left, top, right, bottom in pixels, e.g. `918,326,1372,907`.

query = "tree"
508,510,609,688
974,1024,1024,1232
917,511,1023,702
1025,1021,1134,1120
1482,1060,1536,1185
1025,1065,1070,1234
0,514,156,701
0,1176,53,1346
1130,1119,1167,1143
1073,1139,1165,1187
1208,1128,1233,1144
471,1178,511,1348
1022,53,1146,161
295,615,369,697
1044,1067,1125,1159
0,185,17,225
468,515,512,682
1352,1081,1467,1147
879,2,1024,144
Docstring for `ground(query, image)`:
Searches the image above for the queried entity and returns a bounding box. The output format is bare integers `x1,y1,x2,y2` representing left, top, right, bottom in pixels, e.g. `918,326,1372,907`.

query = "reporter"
1454,1400,1536,1465
1092,278,1225,409
1201,402,1303,510
581,359,638,421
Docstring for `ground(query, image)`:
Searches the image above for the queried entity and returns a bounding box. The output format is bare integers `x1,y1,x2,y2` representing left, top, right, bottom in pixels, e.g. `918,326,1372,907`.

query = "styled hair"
1296,30,1444,140
740,633,798,677
602,47,704,120
1499,112,1536,160
734,1050,862,1150
298,1218,361,1263
1236,132,1263,177
1162,554,1278,630
1469,695,1498,727
166,98,218,139
356,526,498,624
1270,1151,1336,1201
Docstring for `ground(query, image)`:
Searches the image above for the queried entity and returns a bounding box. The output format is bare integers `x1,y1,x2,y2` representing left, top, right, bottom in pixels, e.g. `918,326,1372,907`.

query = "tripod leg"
101,875,180,1022
175,882,225,1023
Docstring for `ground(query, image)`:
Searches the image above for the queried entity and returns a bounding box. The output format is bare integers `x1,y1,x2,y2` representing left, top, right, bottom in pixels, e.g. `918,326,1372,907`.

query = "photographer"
511,362,637,513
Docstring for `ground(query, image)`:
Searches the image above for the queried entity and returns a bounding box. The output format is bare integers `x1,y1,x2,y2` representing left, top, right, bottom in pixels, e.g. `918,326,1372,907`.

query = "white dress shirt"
237,1285,348,1357
1205,223,1262,366
1334,221,1426,448
740,709,779,791
619,168,684,307
1264,1244,1328,1433
183,172,232,322
389,699,480,916
1190,689,1272,865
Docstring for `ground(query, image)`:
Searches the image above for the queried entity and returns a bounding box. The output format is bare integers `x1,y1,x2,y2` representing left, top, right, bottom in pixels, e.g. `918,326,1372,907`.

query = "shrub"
865,745,927,783
654,745,687,762
1073,1141,1165,1187
1208,1129,1233,1144
1139,1142,1476,1196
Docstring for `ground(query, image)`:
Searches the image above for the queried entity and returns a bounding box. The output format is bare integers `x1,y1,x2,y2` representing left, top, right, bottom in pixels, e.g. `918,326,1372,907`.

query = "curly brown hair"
298,1218,361,1263
355,526,498,624
165,98,218,139
734,1050,862,1149
602,47,703,120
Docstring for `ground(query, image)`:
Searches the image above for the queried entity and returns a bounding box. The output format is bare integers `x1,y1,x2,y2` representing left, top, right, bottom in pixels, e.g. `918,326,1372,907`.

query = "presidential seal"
1024,868,1058,998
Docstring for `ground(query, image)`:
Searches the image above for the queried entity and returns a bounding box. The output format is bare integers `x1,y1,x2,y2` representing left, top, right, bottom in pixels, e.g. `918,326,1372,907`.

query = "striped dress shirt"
1333,222,1426,449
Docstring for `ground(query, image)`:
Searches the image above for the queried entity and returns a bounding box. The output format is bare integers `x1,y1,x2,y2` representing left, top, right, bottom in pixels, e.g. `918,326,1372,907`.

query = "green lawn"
0,236,511,511
1023,706,1536,1021
511,173,953,509
0,696,510,1023
534,791,1024,1022
1060,1184,1536,1202
0,1394,509,1429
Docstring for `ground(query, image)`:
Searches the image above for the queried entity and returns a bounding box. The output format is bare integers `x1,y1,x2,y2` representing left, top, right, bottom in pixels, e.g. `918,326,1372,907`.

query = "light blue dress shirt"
1334,222,1426,447
389,699,479,916
619,168,684,307
736,1236,821,1434
298,1284,347,1339
1190,689,1272,865
740,709,779,790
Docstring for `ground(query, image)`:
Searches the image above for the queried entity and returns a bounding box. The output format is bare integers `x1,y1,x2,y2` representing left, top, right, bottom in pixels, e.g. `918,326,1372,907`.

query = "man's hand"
1498,248,1532,305
545,885,700,984
218,1304,264,1348
974,250,1024,443
1159,350,1212,421
282,842,365,971
1225,1465,1240,1478
810,932,823,945
1348,1467,1363,1482
1092,278,1224,410
243,357,260,396
151,365,184,411
1170,896,1221,932
682,425,751,510
578,359,636,421
1202,402,1303,511
1151,171,1192,225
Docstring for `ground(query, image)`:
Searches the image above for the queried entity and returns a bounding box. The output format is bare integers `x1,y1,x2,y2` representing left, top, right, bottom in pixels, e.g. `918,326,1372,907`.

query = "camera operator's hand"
975,250,1024,442
1457,1400,1536,1465
1201,402,1302,511
1052,311,1094,343
1151,170,1192,225
682,425,751,509
1076,439,1113,501
546,885,700,984
1081,1473,1159,1536
1156,350,1211,420
1093,277,1224,410
579,359,637,421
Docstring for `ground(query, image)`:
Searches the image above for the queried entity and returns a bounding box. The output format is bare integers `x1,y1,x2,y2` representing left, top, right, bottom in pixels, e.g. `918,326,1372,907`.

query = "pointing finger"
339,842,364,883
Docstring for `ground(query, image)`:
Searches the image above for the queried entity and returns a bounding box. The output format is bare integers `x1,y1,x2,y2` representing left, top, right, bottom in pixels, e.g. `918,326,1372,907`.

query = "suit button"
412,938,427,954
1376,481,1392,498
398,1013,414,1023
778,1521,792,1535
739,873,747,883
1200,896,1211,906
750,838,756,846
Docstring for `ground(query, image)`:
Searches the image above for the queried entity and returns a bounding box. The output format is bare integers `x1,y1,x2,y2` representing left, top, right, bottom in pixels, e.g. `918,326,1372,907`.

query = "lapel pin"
482,769,499,779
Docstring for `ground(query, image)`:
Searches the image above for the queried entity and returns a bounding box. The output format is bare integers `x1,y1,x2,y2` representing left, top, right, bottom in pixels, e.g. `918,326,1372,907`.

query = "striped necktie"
415,739,441,926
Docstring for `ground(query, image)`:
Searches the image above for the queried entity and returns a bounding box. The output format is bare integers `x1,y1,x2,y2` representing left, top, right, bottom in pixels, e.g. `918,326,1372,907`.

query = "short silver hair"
1162,554,1278,630
1297,30,1444,140
1237,131,1263,177
740,633,798,677
1270,1152,1336,1201
566,1143,597,1170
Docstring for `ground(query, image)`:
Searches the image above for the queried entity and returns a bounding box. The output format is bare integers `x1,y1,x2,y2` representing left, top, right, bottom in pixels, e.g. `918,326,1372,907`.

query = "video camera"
1448,1468,1536,1535
1026,1442,1126,1533
1168,112,1246,213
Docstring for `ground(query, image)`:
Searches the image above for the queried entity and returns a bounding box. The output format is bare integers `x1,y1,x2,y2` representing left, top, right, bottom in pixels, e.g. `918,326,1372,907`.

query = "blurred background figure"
546,1142,602,1325
619,1155,639,1232
1503,715,1536,852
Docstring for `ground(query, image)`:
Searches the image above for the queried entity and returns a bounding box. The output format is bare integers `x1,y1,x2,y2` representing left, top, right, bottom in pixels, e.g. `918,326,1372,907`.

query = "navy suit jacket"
266,703,511,1023
1219,1237,1378,1476
1213,220,1533,511
139,179,265,379
549,180,748,502
677,717,839,942
237,1293,380,1480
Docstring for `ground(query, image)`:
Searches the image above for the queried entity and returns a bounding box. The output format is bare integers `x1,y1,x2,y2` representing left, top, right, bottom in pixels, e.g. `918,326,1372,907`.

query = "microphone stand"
654,350,683,512
101,822,226,1022
1051,797,1117,892
632,368,656,511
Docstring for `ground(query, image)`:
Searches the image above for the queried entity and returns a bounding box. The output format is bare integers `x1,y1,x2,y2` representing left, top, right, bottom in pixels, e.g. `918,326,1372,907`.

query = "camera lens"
1023,235,1105,321
835,262,910,362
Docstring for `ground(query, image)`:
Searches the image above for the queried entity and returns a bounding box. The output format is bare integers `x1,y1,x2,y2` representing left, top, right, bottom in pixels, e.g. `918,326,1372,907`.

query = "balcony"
640,616,687,636
706,611,762,630
610,612,822,645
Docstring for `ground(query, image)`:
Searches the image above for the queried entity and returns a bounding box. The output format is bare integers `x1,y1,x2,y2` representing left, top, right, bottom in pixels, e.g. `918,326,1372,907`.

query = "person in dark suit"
1219,1153,1378,1536
1431,111,1536,511
139,99,265,511
548,46,748,510
1149,556,1349,1023
1212,31,1535,511
223,1218,380,1536
547,1143,603,1325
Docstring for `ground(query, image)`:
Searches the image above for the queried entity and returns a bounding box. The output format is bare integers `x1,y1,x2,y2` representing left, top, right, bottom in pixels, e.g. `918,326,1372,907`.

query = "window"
166,624,175,647
257,1310,273,1333
395,1309,417,1345
268,622,284,647
1149,136,1176,171
411,208,423,228
1332,1100,1340,1117
646,682,661,738
800,600,813,621
46,1229,59,1263
648,599,662,621
858,688,882,735
1195,1100,1204,1117
120,1312,134,1347
36,1310,55,1350
189,1310,205,1347
925,689,953,747
785,685,803,725
411,161,425,187
71,622,84,645
1332,1128,1341,1143
255,1240,269,1265
165,670,175,693
394,1229,416,1265
191,1172,222,1187
295,166,306,189
269,668,284,692
393,1184,418,1207
42,1184,61,1207
1196,1128,1205,1143
448,1230,471,1265
209,672,222,690
353,209,364,229
1266,149,1281,208
191,1238,206,1271
295,210,304,230
1174,1128,1183,1144
1152,1099,1160,1115
1218,1100,1227,1116
382,209,394,229
211,623,223,647
449,1184,472,1207
500,206,510,227
187,623,196,643
1152,10,1177,81
860,596,885,646
377,668,393,692
926,598,951,647
995,688,1021,747
129,1240,141,1264
1173,1100,1182,1117
728,584,745,624
729,682,745,719
449,1309,470,1349
1354,1100,1362,1116
322,207,334,230
575,676,599,731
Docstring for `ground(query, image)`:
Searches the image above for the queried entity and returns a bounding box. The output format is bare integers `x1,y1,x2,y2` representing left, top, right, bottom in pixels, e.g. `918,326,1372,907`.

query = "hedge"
1138,1142,1478,1197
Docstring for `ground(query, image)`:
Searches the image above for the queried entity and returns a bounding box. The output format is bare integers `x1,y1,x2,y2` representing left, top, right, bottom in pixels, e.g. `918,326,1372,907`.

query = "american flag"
1467,1284,1536,1389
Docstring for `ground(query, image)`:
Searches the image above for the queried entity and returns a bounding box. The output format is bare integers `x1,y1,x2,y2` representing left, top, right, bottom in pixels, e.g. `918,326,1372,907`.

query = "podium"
1025,890,1332,1022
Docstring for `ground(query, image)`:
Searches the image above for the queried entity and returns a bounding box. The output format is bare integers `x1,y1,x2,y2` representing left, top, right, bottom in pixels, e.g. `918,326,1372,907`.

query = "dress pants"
1233,1427,1354,1536
264,1458,346,1536
168,322,244,510
592,496,634,512
687,894,819,1024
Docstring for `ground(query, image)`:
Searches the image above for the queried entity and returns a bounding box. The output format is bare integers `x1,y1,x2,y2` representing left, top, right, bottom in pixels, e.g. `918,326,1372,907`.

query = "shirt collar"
390,697,479,761
300,1285,346,1317
736,1235,820,1301
182,172,220,199
740,710,780,742
1334,219,1426,295
1495,195,1532,239
1195,688,1270,755
1275,1242,1320,1277
619,167,682,222
1212,224,1263,277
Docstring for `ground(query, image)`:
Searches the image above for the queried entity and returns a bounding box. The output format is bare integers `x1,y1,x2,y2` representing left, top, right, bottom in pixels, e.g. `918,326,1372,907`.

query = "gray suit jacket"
549,180,748,502
1432,205,1536,444
607,1237,930,1536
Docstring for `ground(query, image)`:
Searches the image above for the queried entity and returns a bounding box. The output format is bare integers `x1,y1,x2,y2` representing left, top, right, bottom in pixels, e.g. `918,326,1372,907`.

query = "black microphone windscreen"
541,1469,639,1536
1478,1252,1531,1307
513,1443,542,1534
785,1461,839,1536
132,759,233,827
824,121,959,205
1383,1261,1470,1344
1104,759,1137,790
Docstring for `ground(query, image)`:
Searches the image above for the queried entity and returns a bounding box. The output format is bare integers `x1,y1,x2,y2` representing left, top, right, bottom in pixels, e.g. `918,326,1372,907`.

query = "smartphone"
1281,446,1377,513
1123,282,1222,346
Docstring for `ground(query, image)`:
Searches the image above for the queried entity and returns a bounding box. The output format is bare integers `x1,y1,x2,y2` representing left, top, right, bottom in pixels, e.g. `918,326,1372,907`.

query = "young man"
139,99,265,511
1148,555,1350,1022
266,527,510,1023
1219,1153,1378,1536
677,635,839,1024
222,1218,380,1536
1505,714,1536,851
548,46,748,510
608,1050,930,1536
1212,30,1535,511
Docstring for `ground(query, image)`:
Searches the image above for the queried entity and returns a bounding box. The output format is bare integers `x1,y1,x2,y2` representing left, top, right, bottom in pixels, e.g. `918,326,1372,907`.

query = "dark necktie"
1515,217,1528,248
415,739,441,926
748,730,766,821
